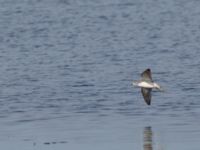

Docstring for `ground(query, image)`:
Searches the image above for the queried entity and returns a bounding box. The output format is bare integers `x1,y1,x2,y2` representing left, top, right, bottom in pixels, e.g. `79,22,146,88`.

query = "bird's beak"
158,87,164,92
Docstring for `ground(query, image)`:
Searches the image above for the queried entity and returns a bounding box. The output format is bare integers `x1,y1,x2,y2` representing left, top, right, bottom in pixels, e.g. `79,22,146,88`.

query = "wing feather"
141,68,152,82
141,88,152,105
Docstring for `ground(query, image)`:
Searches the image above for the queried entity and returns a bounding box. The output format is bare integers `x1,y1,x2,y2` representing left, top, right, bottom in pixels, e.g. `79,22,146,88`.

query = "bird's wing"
141,68,153,82
141,88,152,105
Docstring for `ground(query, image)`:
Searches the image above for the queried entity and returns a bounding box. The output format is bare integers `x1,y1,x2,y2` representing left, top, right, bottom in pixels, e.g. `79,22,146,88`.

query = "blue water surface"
0,0,200,149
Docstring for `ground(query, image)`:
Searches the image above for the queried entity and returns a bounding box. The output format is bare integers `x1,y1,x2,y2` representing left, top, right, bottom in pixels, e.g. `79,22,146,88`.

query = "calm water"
0,0,200,149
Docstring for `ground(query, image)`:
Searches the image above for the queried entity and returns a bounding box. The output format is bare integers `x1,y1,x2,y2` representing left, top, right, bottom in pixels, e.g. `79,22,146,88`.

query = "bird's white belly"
138,82,154,88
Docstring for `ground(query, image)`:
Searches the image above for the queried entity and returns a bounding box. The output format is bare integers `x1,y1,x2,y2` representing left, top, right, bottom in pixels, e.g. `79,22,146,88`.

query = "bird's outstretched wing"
141,88,152,105
141,68,152,82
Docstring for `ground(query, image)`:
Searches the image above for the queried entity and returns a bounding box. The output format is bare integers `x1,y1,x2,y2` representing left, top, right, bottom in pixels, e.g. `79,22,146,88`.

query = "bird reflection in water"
143,126,153,150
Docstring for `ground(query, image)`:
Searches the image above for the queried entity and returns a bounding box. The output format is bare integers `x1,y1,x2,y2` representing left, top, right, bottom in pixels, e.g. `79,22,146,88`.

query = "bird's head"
154,83,164,91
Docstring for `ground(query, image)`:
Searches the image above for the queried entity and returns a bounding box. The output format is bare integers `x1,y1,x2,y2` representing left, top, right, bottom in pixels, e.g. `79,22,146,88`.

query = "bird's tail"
132,81,139,86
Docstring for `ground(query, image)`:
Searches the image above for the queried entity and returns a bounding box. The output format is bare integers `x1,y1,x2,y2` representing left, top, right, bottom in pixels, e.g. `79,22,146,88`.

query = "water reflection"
143,126,153,150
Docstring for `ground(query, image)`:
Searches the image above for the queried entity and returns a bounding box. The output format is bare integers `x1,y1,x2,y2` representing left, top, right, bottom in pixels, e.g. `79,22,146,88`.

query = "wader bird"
132,68,163,105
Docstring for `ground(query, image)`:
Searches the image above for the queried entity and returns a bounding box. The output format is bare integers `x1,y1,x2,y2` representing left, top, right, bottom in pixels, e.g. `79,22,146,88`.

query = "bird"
132,68,163,105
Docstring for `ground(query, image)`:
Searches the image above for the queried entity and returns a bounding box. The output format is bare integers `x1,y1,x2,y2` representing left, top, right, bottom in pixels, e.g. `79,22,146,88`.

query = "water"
0,0,200,149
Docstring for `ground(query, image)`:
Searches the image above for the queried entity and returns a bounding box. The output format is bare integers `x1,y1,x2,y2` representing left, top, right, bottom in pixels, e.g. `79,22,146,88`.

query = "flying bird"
132,68,163,105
